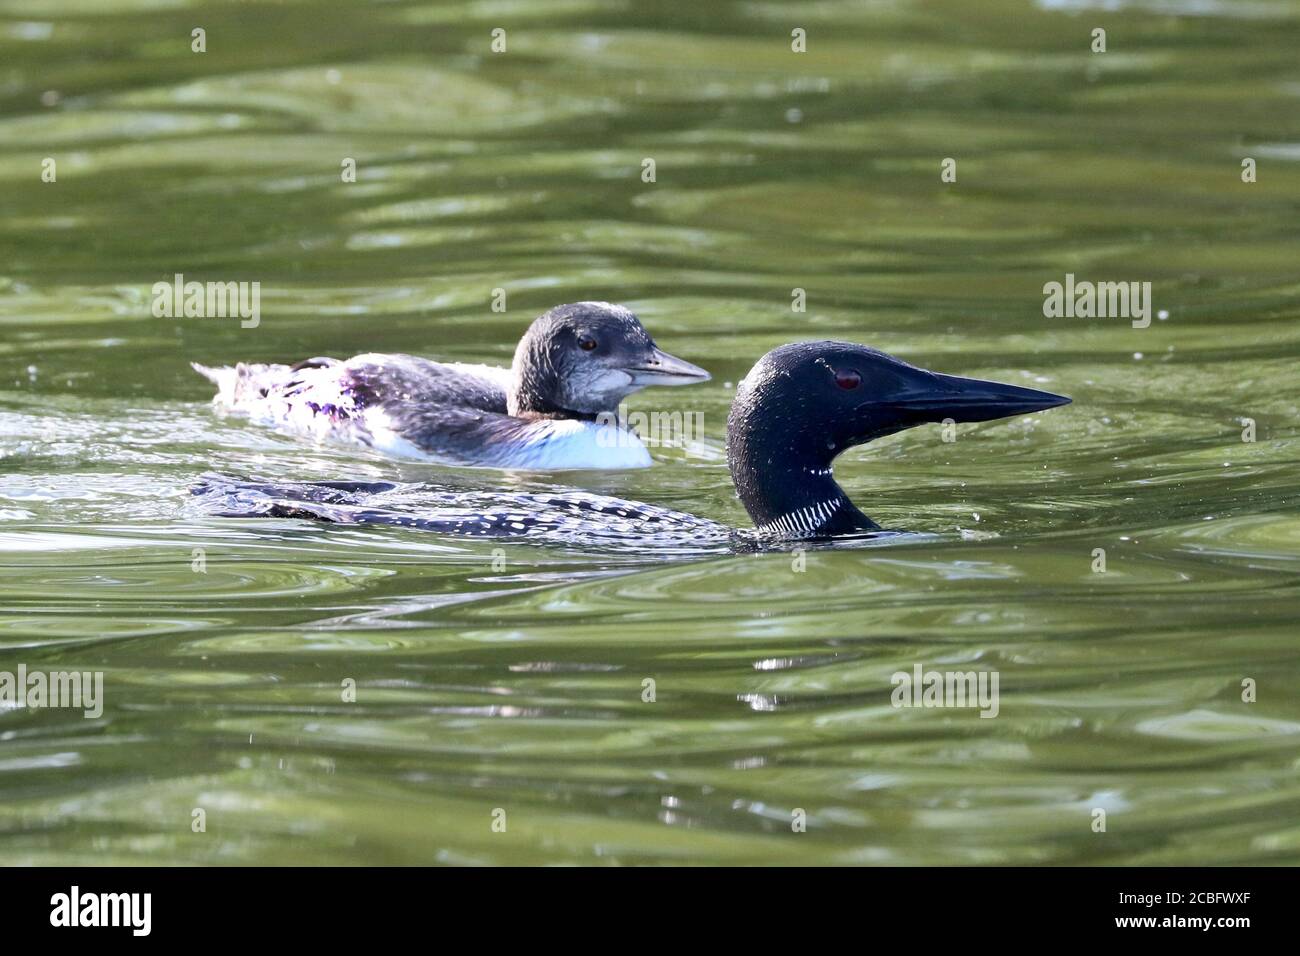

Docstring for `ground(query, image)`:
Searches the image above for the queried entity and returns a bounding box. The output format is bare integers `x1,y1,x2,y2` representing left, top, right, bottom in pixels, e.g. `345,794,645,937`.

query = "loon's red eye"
578,335,598,351
835,368,862,390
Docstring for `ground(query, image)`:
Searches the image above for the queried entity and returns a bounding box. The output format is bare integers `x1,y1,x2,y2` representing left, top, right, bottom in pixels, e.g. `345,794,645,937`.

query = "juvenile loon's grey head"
727,341,1071,539
508,302,709,418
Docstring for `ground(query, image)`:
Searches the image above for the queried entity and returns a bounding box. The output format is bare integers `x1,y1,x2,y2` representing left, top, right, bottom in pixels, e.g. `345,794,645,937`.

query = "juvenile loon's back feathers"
337,355,510,412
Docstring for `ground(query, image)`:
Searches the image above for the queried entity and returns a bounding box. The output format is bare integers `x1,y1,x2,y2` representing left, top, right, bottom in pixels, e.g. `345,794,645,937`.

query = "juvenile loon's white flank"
366,409,652,470
505,419,653,470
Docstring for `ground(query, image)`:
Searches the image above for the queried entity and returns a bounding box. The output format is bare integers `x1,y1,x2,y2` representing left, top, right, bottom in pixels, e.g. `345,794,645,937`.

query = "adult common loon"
192,302,709,470
194,341,1070,546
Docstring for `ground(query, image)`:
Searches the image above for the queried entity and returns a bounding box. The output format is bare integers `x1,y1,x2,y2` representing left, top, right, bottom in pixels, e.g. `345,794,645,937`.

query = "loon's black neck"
516,400,600,423
508,355,600,422
727,410,879,539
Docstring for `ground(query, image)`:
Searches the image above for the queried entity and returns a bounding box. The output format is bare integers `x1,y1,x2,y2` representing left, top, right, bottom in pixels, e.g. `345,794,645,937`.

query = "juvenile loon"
194,341,1070,546
192,302,709,470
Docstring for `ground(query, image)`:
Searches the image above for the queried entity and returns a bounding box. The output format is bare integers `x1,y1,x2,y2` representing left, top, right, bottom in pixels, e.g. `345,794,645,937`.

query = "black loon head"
727,341,1071,539
508,302,709,419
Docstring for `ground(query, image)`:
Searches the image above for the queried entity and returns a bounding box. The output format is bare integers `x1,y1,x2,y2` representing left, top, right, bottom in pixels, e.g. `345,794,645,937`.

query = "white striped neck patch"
754,496,843,540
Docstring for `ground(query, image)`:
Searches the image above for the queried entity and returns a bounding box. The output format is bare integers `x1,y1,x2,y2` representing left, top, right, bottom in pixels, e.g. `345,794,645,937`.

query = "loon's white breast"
365,409,653,470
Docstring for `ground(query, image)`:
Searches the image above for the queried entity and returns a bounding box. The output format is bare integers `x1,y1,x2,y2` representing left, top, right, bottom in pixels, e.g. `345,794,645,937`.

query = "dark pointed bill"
626,347,711,387
889,371,1071,423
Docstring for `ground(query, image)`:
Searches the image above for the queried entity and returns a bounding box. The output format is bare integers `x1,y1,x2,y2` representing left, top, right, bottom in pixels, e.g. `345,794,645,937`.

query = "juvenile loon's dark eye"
835,368,862,390
578,334,598,352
